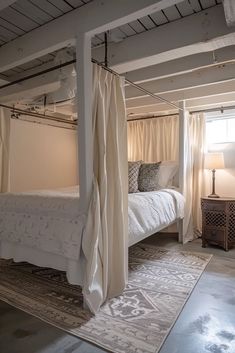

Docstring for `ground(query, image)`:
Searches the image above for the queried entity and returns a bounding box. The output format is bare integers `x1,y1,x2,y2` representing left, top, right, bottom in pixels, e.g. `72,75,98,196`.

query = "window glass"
206,110,235,144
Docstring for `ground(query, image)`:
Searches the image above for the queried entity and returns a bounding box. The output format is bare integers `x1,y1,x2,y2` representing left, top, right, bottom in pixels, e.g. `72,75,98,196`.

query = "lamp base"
208,193,220,198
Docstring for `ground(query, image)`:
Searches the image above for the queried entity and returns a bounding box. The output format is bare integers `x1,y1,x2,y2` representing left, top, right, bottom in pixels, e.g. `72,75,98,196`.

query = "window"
206,110,235,145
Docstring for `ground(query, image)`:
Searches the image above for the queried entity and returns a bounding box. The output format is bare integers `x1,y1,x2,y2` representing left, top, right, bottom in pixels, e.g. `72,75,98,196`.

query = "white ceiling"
1,0,235,122
0,0,222,79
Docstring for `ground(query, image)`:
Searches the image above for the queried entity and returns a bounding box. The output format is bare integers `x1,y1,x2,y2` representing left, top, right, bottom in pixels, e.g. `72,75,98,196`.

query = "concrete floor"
0,234,235,353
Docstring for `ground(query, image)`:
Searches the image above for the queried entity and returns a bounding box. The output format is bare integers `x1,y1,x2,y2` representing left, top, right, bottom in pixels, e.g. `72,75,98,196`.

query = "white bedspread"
0,186,84,261
128,189,184,246
0,187,184,283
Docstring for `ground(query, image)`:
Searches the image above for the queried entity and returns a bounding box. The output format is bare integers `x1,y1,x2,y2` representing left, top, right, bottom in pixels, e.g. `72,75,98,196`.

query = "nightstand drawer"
204,228,225,242
203,201,226,212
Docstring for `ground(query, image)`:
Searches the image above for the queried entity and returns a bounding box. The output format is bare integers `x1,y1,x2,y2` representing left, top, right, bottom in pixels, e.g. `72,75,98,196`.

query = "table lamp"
204,152,224,198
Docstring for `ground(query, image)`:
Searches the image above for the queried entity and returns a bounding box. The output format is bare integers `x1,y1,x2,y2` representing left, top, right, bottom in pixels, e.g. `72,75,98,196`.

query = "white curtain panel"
128,115,179,162
127,113,205,243
182,112,206,243
0,107,11,193
82,64,128,313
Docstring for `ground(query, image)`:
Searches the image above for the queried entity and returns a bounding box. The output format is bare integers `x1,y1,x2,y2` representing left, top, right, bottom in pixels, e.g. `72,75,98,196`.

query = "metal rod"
11,115,76,131
127,112,179,122
104,32,108,67
0,59,76,90
189,105,235,115
128,104,235,122
92,58,183,111
0,103,76,125
0,58,181,112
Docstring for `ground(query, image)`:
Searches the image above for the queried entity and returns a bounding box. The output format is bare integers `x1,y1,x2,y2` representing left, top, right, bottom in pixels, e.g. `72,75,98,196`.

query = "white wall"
205,142,235,198
10,119,78,192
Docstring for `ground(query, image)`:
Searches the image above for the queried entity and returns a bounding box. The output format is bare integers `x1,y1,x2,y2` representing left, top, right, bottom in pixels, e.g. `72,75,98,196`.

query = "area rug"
0,244,212,353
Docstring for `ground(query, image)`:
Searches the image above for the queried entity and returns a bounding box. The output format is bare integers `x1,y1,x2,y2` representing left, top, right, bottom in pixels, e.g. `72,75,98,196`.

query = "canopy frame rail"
127,104,235,122
0,59,183,112
0,103,77,130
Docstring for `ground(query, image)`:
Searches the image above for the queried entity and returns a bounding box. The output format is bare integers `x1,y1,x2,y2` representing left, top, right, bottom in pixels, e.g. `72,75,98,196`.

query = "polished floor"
0,234,235,353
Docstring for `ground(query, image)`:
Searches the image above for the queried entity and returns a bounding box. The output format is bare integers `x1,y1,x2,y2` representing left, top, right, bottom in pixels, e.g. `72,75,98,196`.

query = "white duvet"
128,189,184,246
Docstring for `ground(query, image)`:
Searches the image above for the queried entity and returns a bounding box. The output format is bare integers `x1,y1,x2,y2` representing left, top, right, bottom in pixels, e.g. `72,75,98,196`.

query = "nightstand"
201,197,235,251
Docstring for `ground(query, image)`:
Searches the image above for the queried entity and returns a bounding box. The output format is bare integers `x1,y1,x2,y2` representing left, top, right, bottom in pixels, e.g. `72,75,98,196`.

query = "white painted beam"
126,80,235,108
76,34,93,213
93,5,235,73
0,0,183,73
127,92,235,116
0,77,61,104
125,46,235,84
125,62,235,99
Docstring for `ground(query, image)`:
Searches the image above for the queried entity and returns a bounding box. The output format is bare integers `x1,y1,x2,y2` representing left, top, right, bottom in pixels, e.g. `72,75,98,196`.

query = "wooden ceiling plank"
200,0,217,9
30,0,63,17
150,10,168,25
12,0,53,25
138,15,156,30
176,1,195,16
0,7,38,31
0,16,25,35
65,0,86,8
162,5,181,21
0,24,17,40
48,0,73,13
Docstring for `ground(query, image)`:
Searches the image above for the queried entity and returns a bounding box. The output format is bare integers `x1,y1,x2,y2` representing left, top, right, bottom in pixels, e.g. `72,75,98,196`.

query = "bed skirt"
0,240,84,286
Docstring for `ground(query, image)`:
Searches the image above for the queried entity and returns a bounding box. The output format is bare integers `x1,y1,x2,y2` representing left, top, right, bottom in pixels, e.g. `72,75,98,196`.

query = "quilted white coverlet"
0,186,84,261
128,189,184,246
0,187,184,262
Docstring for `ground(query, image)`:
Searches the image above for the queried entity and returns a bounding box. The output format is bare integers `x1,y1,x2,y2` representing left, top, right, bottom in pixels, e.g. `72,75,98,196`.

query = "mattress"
128,188,184,246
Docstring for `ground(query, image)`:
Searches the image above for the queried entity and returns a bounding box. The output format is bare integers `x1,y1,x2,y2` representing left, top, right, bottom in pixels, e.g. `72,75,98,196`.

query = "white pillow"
158,161,178,188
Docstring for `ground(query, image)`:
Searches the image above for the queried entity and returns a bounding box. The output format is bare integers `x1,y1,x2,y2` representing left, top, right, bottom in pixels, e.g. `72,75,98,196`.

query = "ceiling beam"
93,4,235,73
125,62,235,99
0,0,183,73
125,46,235,84
126,80,235,108
127,92,235,116
0,76,61,104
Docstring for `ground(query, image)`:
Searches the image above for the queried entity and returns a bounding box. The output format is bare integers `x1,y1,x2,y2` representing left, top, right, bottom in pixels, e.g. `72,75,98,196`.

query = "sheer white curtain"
128,115,179,162
182,112,206,242
82,64,128,313
0,107,11,193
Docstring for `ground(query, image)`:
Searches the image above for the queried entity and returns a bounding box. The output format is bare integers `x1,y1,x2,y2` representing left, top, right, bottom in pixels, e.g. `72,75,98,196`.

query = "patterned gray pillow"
128,161,142,193
138,162,162,192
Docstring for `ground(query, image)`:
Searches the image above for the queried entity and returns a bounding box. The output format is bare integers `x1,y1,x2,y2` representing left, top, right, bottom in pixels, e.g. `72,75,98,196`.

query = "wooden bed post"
76,33,93,214
178,100,186,243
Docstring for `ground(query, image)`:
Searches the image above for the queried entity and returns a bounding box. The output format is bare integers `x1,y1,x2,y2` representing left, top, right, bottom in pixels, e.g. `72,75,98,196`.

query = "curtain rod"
0,103,76,125
0,58,182,112
128,112,179,122
189,105,235,115
127,104,235,122
11,115,76,130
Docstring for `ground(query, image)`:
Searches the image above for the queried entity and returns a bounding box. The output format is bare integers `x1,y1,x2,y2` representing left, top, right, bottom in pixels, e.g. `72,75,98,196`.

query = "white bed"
0,186,184,284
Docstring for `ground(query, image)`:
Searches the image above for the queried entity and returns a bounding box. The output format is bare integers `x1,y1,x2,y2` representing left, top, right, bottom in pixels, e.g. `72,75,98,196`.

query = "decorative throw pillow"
138,162,162,192
128,161,142,193
158,161,178,188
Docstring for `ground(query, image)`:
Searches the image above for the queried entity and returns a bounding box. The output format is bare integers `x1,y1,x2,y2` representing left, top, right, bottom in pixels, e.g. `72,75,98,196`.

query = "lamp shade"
204,152,225,170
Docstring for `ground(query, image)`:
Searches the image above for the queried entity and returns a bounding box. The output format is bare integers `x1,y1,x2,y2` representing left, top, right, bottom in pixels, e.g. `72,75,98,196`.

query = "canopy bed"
0,1,204,313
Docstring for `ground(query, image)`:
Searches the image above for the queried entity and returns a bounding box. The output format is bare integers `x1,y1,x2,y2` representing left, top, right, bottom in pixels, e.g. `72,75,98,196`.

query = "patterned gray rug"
0,244,212,353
